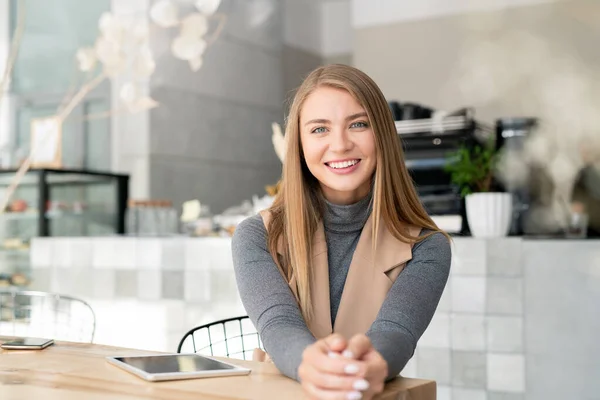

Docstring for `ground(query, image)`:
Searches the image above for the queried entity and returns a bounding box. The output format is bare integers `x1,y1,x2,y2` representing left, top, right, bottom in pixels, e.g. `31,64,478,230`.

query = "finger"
303,345,368,377
301,363,371,392
344,334,372,359
323,333,347,355
303,382,364,400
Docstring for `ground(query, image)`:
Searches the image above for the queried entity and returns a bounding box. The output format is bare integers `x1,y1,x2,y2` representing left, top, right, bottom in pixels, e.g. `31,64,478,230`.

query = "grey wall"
353,0,600,123
148,0,284,213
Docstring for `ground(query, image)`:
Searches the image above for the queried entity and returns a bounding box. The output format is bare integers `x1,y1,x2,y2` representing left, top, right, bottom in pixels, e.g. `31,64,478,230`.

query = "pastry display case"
0,168,128,288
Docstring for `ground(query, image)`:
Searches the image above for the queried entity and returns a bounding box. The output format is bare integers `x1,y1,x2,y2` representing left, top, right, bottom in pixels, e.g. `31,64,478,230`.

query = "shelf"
0,210,114,221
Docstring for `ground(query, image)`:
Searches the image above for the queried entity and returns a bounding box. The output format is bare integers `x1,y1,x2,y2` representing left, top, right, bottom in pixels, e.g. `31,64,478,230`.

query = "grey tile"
487,316,523,353
451,276,486,313
437,280,452,312
419,312,450,348
486,278,522,315
488,393,524,400
92,269,116,299
437,385,452,400
151,29,283,110
452,388,487,400
162,271,184,300
138,271,162,300
451,314,485,351
28,269,53,291
451,351,487,389
487,354,525,393
525,355,595,400
184,270,211,303
209,270,240,303
115,270,138,298
416,348,450,384
487,238,522,276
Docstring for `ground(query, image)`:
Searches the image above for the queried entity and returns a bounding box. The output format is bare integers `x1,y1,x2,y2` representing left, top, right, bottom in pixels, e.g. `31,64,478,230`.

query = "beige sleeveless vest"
252,210,420,362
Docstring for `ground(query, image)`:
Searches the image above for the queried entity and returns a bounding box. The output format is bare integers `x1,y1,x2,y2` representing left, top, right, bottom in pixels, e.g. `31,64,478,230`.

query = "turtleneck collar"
322,190,373,234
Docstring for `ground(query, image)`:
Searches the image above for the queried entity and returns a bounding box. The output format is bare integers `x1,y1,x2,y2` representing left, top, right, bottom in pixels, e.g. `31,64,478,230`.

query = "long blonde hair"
267,64,447,320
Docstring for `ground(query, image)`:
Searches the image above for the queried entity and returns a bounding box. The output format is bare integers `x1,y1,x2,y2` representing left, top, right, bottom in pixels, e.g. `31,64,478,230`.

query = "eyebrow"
304,112,368,126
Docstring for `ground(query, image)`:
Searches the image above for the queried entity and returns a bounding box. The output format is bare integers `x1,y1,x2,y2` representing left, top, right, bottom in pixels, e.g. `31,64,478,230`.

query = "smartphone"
1,337,54,350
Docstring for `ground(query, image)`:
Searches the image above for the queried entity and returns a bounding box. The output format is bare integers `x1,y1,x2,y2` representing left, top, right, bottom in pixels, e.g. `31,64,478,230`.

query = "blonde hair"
267,64,447,320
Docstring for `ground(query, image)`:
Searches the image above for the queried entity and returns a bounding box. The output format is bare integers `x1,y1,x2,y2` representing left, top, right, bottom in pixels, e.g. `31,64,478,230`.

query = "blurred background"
0,1,598,399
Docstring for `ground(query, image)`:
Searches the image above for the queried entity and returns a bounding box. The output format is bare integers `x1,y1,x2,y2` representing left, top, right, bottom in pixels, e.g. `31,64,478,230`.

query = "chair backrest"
0,290,96,343
177,316,263,360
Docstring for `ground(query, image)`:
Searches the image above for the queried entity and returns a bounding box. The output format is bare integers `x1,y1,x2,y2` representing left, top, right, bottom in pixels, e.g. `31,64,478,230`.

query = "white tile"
184,270,212,303
453,388,487,400
451,276,486,313
451,239,487,275
419,312,450,348
51,238,93,268
92,269,116,298
92,238,137,269
30,238,53,268
451,314,486,351
487,354,526,393
136,238,162,269
138,271,162,300
437,385,452,400
161,238,185,270
487,316,523,353
486,278,523,315
184,238,213,271
400,355,417,378
417,348,450,384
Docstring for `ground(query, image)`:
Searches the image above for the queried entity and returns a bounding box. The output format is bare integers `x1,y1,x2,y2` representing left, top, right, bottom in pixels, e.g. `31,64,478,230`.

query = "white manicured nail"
328,351,339,358
347,391,362,400
344,364,360,374
342,350,354,358
353,379,370,391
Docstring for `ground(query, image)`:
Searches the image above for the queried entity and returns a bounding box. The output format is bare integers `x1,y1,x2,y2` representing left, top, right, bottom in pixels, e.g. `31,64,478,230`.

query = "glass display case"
0,168,128,288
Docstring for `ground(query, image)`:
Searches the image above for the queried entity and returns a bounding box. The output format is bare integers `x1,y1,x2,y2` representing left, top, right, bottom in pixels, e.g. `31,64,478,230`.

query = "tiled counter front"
402,238,600,400
28,237,246,353
29,237,600,400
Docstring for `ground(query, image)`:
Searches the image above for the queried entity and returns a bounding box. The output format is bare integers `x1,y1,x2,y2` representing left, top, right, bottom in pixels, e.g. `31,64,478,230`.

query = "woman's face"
300,86,377,205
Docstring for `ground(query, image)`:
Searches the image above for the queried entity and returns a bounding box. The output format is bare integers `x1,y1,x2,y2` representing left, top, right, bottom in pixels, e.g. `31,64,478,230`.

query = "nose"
329,127,353,153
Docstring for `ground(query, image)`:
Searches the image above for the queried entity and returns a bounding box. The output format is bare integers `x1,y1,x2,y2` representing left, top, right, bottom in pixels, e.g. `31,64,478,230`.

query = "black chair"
177,316,263,360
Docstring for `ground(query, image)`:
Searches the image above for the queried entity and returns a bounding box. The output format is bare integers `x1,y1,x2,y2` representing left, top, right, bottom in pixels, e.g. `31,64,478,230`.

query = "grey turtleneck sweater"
232,193,451,381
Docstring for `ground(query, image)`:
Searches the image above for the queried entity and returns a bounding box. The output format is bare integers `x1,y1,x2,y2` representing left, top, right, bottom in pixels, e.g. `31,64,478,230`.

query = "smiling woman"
232,64,451,400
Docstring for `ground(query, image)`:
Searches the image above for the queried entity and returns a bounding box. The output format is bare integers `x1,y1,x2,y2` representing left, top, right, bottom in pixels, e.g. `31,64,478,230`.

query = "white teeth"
328,160,359,169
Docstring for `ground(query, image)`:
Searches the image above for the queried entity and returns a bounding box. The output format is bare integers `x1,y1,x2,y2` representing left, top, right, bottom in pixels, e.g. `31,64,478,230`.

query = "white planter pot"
465,192,513,238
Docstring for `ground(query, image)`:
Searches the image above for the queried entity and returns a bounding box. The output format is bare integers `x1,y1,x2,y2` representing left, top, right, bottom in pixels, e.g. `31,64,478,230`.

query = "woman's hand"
298,333,388,400
342,334,388,399
298,334,371,399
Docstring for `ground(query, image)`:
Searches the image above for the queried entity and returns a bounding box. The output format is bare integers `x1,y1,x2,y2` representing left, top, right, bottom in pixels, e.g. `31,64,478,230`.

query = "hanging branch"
0,0,26,110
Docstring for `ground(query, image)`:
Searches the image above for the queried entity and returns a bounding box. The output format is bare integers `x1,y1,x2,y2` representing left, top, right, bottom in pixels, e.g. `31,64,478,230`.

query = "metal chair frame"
177,316,263,360
0,289,97,343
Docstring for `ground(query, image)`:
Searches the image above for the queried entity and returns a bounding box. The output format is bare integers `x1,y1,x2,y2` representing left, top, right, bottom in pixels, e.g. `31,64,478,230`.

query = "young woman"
232,64,451,400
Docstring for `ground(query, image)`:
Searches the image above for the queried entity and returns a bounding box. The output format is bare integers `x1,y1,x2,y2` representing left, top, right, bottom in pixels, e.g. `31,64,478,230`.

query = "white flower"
98,12,124,44
132,20,150,41
181,13,209,38
150,0,179,28
195,0,221,16
95,36,125,75
119,82,139,104
171,35,207,61
76,47,97,72
133,46,156,78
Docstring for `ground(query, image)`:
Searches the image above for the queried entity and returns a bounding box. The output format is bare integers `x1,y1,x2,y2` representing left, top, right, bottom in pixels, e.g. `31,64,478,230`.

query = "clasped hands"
298,333,388,400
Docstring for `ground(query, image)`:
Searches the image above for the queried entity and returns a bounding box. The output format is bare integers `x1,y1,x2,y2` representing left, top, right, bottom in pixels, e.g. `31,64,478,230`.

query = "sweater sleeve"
231,215,316,381
366,231,452,380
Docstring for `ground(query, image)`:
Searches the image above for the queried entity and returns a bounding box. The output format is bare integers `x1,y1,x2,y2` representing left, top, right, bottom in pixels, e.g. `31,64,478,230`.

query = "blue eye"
350,121,369,128
311,127,327,134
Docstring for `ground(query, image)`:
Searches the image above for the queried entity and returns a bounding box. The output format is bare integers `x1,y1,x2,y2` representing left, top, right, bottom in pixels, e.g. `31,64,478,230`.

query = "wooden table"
0,338,435,399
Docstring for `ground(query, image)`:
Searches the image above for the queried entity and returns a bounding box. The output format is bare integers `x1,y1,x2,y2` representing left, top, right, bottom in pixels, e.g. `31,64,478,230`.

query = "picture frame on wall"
30,116,62,168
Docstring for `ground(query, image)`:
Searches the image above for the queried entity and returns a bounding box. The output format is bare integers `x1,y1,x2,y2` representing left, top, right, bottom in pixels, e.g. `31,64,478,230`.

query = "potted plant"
445,142,512,238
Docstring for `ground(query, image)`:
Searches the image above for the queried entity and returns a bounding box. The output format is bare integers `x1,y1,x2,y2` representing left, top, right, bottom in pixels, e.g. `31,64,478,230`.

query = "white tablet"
106,353,251,382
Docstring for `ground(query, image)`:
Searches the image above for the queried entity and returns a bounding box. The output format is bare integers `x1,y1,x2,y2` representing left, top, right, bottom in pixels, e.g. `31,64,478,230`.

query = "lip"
325,159,361,175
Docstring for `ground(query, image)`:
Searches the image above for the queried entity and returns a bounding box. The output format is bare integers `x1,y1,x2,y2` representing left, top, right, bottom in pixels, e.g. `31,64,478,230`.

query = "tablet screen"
113,354,236,374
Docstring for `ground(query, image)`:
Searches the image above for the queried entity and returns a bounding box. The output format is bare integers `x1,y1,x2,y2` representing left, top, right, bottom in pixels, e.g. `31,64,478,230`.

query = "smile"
325,159,361,173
